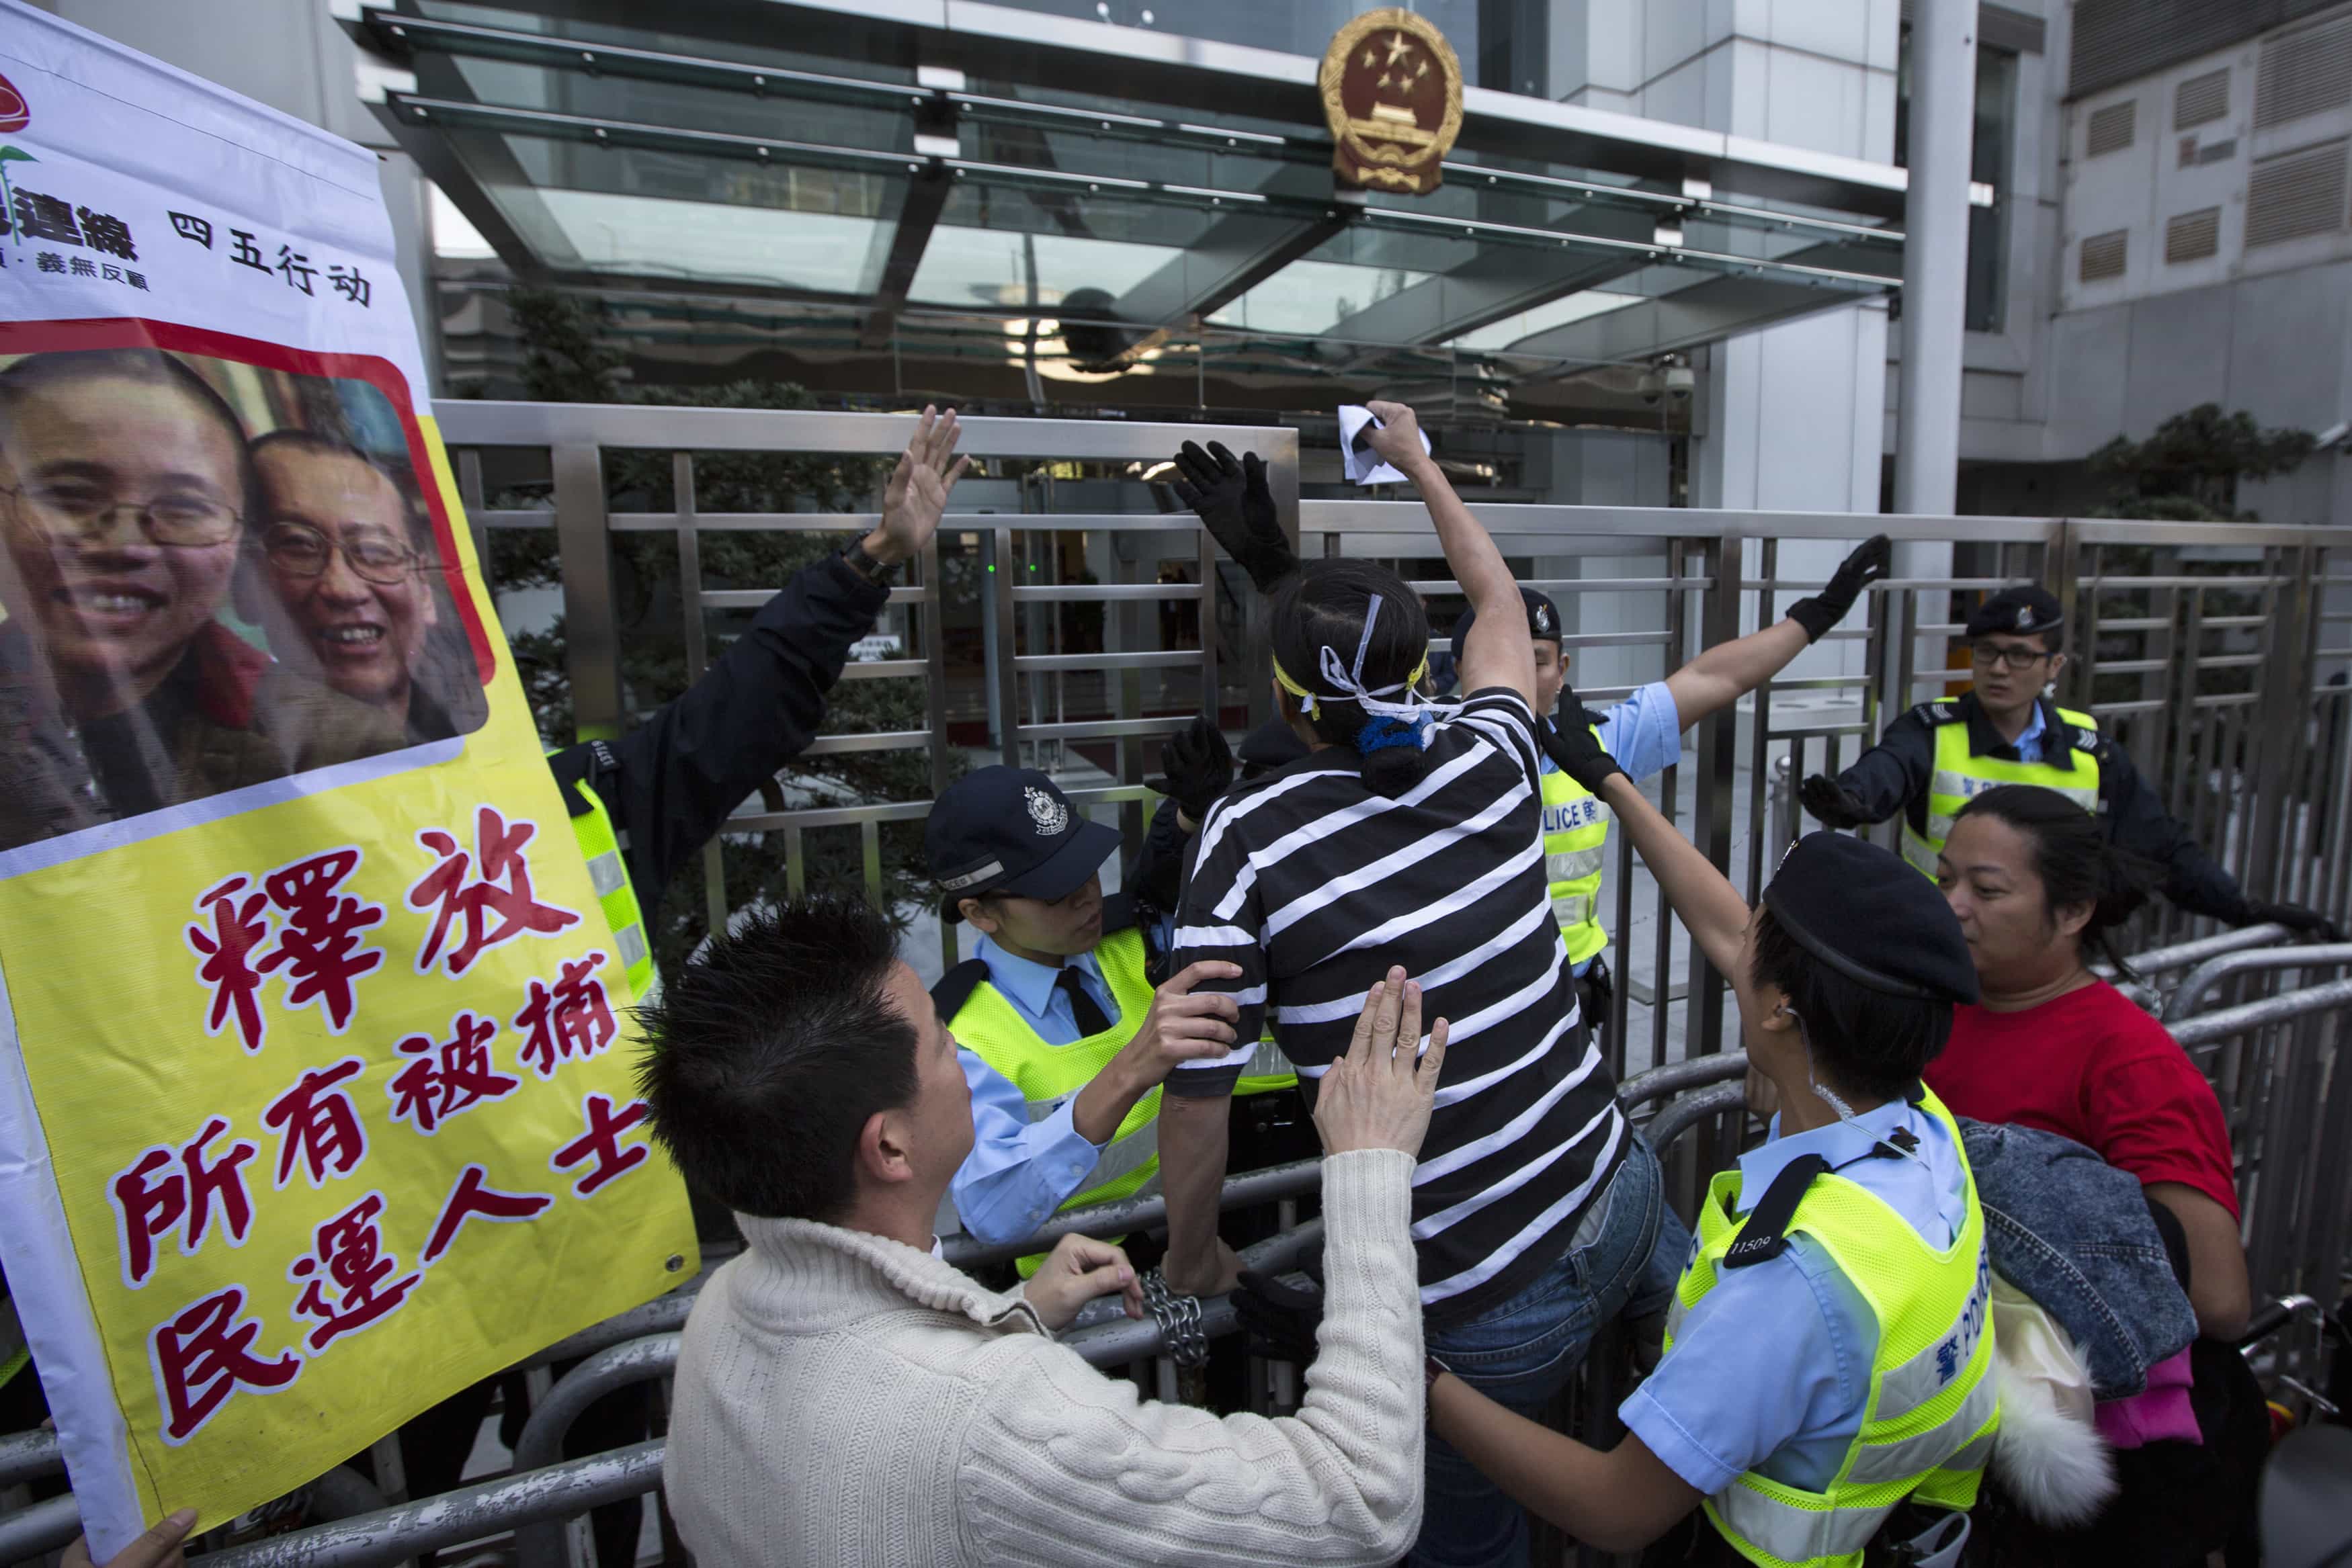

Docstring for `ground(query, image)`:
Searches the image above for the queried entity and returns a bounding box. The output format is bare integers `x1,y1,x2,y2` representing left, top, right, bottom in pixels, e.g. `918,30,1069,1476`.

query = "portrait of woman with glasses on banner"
0,345,485,855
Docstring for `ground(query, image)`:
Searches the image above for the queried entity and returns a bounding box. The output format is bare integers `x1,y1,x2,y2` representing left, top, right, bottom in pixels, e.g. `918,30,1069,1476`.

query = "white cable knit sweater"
664,1148,1424,1567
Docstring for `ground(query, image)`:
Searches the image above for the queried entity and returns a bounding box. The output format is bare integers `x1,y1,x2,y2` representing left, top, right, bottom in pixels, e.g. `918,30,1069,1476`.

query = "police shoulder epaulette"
1910,701,1964,727
929,959,993,1023
1099,892,1143,938
1723,1153,1833,1269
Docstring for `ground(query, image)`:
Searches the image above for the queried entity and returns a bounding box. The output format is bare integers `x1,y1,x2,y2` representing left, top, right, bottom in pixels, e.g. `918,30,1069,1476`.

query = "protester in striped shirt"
1155,402,1690,1568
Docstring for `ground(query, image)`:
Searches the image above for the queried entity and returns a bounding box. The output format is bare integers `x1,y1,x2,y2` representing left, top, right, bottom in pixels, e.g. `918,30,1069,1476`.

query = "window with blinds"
2165,206,2224,260
2080,229,2130,279
2257,12,2352,127
2245,138,2349,245
2087,99,2139,156
2175,68,2231,129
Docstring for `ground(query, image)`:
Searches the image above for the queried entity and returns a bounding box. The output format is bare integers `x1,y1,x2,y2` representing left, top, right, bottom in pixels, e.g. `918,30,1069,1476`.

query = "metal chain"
1139,1269,1210,1369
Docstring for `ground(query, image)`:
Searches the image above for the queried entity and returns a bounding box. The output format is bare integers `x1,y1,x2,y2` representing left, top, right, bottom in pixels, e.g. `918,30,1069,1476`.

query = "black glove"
2243,900,2345,942
1147,713,1235,824
1170,440,1298,596
1799,773,1869,830
1786,533,1892,643
1232,1250,1325,1366
1538,686,1626,795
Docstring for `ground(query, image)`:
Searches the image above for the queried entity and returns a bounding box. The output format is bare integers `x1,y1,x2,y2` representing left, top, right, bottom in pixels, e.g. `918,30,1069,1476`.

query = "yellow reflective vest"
556,769,658,1004
937,924,1162,1275
1898,699,2101,879
1542,731,1612,966
1667,1089,1999,1568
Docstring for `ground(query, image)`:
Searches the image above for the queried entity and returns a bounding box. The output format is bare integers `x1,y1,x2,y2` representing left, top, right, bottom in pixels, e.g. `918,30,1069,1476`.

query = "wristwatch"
841,537,896,582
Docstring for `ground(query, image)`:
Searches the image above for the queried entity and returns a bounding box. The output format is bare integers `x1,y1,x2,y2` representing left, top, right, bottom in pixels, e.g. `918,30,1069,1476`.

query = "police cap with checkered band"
925,766,1122,923
1964,584,2065,643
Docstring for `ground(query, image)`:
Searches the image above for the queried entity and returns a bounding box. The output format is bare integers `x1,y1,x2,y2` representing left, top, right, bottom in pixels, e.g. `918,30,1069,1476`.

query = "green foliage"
2087,403,2316,522
492,287,958,974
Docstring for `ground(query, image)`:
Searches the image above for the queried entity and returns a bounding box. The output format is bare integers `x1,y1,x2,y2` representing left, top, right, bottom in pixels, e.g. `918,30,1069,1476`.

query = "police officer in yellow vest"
1445,539,1894,1027
1425,715,1997,1568
926,766,1247,1263
1800,585,2339,938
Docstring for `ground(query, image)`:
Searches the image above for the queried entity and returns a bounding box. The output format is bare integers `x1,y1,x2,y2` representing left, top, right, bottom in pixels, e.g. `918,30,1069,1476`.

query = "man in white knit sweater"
638,895,1445,1567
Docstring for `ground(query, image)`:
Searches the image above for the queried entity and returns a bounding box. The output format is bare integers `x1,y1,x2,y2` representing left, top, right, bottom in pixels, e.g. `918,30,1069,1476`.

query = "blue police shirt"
946,937,1126,1246
1619,1097,1970,1497
2009,702,2048,763
1542,681,1683,973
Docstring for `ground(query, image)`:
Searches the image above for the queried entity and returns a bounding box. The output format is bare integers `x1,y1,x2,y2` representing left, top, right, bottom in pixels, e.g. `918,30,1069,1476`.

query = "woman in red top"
1929,784,2251,1340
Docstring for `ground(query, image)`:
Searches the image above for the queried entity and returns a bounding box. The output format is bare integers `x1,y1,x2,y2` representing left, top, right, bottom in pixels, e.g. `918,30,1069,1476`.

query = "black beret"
1761,832,1980,1004
1966,585,2064,642
1450,586,1564,664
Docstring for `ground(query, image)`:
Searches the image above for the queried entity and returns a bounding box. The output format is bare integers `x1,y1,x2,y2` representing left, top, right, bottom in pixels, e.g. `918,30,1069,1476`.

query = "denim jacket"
1958,1118,2199,1399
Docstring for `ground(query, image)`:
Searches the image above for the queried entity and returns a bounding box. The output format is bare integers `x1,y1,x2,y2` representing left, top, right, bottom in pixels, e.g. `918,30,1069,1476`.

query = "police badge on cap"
1025,785,1069,836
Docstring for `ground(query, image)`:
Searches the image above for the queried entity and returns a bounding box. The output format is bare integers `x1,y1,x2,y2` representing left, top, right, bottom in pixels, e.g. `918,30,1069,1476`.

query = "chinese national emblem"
1320,9,1464,195
1025,786,1070,836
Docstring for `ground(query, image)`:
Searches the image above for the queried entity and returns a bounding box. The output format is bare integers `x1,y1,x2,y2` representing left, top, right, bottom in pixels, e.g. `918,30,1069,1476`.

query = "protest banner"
0,7,697,1553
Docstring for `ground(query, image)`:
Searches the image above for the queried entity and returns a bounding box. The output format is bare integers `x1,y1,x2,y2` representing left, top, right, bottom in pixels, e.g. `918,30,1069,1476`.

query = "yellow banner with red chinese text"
0,9,694,1555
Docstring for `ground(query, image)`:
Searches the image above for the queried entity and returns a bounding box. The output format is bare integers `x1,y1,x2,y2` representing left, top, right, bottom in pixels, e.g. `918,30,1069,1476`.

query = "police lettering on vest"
1542,728,1613,964
1899,699,2102,878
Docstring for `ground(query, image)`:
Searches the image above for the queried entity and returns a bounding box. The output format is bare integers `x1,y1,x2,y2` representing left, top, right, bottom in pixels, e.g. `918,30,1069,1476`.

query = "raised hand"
1786,533,1892,643
1541,683,1628,795
1361,400,1430,477
1313,965,1449,1158
1169,440,1296,594
868,405,973,566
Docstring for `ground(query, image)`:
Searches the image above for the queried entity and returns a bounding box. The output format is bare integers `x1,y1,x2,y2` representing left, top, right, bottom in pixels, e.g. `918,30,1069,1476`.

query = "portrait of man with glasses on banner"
0,346,468,855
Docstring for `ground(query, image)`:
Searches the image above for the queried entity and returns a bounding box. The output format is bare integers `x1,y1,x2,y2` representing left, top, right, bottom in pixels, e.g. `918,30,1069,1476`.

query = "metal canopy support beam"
1893,0,1978,517
1322,206,1659,347
1508,267,1891,367
1101,202,1356,367
860,164,952,349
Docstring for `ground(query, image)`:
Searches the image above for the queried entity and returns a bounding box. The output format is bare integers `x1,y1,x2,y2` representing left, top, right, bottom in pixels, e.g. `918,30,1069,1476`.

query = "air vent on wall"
2080,229,2130,280
2246,138,2349,246
2175,68,2230,130
2257,13,2352,128
2165,206,2222,261
2087,99,2138,156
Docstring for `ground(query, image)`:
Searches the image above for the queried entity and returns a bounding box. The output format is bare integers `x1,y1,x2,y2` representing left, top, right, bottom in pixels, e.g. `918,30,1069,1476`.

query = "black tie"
1054,965,1114,1037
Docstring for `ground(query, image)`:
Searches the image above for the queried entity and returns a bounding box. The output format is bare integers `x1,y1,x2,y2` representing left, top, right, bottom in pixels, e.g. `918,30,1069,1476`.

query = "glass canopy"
364,0,1912,409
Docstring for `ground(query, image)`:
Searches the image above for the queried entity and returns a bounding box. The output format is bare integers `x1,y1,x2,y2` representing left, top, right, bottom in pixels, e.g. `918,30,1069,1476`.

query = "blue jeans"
1410,1137,1693,1568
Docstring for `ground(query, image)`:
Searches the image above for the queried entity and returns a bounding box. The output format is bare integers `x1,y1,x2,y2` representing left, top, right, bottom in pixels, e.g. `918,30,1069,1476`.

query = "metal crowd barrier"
2163,943,2352,1024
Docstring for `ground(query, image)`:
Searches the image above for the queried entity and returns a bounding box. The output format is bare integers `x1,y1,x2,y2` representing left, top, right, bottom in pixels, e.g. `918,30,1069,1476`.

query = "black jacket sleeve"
1128,796,1191,920
548,551,888,920
2097,740,2254,924
1831,706,1937,825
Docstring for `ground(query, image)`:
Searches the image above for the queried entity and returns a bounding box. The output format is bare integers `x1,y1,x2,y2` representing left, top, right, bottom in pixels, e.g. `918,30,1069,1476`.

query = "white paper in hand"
1339,404,1431,486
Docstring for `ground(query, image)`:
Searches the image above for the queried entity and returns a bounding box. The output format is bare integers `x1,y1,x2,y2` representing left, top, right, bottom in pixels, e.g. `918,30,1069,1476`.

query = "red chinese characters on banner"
408,808,581,977
185,876,272,1053
513,953,616,1079
108,1117,260,1289
257,849,386,1034
551,1094,651,1199
151,1286,300,1444
261,1058,368,1189
287,1193,421,1351
388,1011,521,1135
422,1164,552,1265
183,849,387,1051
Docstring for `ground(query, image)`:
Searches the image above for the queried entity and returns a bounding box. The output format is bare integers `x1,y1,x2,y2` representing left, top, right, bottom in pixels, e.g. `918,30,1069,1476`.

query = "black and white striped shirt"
1167,689,1628,1325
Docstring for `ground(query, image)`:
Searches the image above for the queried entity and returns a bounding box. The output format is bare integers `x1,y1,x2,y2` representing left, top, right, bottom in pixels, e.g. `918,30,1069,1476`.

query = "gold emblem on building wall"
1319,9,1464,195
